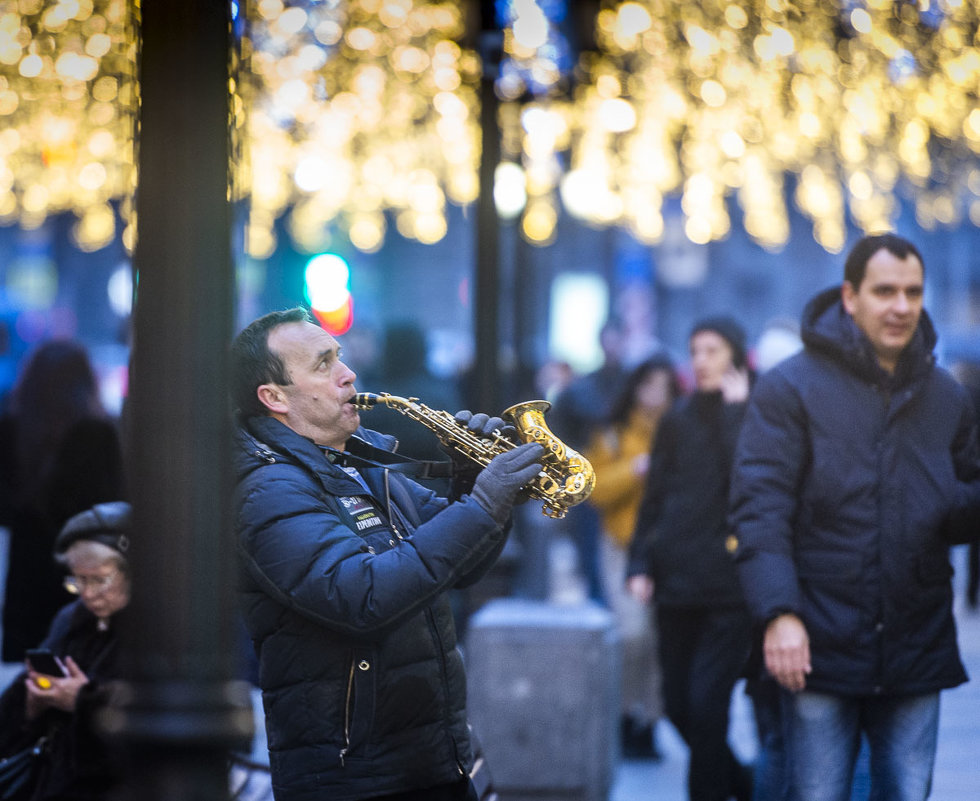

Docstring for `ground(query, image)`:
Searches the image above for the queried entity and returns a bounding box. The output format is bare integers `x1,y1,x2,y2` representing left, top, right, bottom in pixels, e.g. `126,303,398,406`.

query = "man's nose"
894,292,911,313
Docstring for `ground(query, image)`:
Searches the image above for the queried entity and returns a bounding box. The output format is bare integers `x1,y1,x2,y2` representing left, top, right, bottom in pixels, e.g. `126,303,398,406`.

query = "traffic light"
304,253,353,335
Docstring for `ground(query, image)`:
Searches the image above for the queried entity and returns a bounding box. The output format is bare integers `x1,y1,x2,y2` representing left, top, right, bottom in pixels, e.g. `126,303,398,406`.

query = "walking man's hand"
764,613,811,692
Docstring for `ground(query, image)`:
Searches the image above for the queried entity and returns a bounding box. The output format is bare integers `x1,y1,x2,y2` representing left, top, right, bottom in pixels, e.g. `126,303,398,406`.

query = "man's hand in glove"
445,410,517,500
453,410,516,441
470,442,544,526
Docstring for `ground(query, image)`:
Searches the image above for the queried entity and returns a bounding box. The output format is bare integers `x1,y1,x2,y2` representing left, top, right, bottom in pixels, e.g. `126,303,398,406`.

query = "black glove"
470,442,544,526
446,410,518,499
453,409,517,441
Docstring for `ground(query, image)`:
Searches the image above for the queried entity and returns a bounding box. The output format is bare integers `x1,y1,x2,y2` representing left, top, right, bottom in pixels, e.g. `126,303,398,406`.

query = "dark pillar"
112,3,252,799
475,1,503,413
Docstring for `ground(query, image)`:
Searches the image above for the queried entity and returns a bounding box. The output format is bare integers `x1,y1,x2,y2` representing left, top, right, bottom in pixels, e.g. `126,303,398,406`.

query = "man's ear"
841,281,857,315
257,384,288,415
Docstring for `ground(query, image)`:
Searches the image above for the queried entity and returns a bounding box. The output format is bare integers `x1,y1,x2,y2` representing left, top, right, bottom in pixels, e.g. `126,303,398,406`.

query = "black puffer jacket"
234,414,506,801
0,601,123,801
627,391,747,608
730,287,980,696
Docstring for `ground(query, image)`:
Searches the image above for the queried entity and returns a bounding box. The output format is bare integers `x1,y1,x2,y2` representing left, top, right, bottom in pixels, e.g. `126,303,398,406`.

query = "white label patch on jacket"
339,495,385,535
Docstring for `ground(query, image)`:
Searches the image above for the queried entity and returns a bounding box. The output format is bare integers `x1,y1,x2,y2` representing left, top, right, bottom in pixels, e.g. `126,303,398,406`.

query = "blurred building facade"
0,191,978,415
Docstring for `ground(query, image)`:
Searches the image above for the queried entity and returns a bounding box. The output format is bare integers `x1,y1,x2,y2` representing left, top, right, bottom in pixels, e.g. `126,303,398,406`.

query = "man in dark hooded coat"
729,233,980,801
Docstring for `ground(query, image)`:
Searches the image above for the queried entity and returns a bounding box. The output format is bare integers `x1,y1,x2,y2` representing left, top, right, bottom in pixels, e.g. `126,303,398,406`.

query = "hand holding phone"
26,648,67,677
24,653,87,716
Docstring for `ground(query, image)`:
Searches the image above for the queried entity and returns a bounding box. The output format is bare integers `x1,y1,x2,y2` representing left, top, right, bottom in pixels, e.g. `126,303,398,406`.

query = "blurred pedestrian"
550,320,629,452
627,317,754,801
534,359,574,406
0,501,131,801
551,320,630,604
752,318,802,374
730,233,980,801
586,355,680,760
613,283,666,370
0,341,126,663
742,322,801,801
951,358,980,611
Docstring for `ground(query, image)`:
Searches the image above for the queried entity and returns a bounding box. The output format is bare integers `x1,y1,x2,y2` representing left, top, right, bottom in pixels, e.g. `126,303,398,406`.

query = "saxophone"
352,392,596,520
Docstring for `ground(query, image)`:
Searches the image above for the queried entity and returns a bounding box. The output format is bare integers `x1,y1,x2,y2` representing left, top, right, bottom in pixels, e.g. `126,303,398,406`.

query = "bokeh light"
2,1,980,259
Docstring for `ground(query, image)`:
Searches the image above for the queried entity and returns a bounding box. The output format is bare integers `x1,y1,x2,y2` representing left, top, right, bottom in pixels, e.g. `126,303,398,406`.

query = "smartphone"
25,648,66,676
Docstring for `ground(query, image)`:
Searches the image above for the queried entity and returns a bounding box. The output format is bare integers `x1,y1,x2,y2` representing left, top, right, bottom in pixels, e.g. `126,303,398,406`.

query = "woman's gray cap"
54,501,131,557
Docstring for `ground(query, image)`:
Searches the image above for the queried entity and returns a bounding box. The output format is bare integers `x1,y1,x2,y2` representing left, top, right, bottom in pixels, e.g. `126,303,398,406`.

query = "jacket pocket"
902,552,955,645
797,550,863,644
342,647,376,763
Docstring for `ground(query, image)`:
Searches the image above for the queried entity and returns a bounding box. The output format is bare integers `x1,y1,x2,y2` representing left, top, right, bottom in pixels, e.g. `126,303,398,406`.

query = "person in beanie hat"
626,317,753,801
689,316,749,371
0,501,131,801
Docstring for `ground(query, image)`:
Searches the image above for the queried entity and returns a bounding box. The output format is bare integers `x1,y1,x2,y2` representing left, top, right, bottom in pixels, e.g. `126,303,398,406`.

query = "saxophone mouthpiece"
352,392,380,410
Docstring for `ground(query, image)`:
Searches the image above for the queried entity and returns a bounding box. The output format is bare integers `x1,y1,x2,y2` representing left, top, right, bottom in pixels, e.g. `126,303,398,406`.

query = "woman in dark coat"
0,502,131,801
0,341,125,662
626,317,753,801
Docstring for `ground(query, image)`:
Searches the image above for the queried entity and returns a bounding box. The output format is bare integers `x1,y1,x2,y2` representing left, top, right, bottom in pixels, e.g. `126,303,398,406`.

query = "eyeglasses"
63,570,119,595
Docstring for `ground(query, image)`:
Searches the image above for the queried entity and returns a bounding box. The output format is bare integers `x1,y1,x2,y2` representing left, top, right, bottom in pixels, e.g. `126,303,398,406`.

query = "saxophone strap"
322,437,456,480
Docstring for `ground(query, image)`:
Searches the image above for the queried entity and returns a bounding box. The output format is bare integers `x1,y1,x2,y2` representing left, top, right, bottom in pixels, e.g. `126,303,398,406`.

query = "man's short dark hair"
231,307,313,418
844,233,925,289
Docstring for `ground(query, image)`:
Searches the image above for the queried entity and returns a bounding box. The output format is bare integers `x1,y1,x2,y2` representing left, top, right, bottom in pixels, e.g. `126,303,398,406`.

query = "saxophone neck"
353,393,438,426
352,392,413,411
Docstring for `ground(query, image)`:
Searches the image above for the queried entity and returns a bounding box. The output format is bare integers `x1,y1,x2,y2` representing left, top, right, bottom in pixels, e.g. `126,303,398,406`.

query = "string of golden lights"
550,0,980,252
1,0,979,258
239,0,482,258
0,0,137,252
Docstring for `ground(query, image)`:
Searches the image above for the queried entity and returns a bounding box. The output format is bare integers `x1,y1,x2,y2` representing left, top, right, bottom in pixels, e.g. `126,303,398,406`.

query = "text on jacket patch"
340,495,385,533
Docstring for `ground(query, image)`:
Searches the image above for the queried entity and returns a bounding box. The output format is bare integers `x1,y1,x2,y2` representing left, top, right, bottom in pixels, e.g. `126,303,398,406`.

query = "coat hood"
800,285,937,384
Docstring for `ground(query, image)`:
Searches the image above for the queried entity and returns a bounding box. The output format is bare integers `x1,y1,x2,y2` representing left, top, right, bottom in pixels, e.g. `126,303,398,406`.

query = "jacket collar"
234,414,397,493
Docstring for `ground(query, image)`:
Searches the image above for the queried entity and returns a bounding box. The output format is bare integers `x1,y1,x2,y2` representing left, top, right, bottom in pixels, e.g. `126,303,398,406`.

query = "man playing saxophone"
229,307,543,801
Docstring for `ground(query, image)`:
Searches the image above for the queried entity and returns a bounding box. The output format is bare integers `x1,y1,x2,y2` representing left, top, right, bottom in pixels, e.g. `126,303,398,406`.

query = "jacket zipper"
383,470,404,540
425,605,464,775
339,657,356,766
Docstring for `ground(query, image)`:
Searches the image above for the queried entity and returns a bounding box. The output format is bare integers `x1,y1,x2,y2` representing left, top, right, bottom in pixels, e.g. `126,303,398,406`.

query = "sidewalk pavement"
611,544,980,801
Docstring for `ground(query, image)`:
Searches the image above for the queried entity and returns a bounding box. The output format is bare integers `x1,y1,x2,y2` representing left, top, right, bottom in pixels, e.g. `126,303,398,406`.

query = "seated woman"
0,501,131,801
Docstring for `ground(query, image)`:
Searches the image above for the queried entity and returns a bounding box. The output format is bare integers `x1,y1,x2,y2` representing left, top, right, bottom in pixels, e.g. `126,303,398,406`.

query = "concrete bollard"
465,599,621,801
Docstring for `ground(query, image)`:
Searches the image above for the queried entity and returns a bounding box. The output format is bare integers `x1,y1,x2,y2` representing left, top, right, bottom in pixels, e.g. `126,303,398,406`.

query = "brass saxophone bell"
501,400,596,519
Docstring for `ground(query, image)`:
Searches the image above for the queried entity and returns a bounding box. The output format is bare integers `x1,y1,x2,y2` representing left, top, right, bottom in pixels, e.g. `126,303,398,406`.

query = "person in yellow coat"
586,354,681,759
